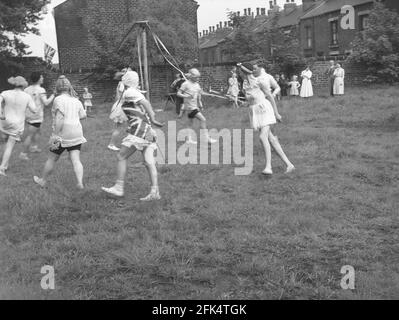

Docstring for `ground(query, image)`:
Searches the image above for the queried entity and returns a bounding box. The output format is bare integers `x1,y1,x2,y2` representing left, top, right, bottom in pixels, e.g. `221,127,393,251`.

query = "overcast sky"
23,0,302,63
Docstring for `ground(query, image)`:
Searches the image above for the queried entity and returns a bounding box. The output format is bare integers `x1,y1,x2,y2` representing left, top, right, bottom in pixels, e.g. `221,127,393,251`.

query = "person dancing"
102,71,164,201
33,76,87,189
177,68,216,145
238,63,295,175
19,72,55,161
0,76,37,176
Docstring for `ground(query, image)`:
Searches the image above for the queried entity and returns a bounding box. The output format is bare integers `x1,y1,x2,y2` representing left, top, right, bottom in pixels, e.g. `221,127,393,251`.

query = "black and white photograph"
0,0,398,303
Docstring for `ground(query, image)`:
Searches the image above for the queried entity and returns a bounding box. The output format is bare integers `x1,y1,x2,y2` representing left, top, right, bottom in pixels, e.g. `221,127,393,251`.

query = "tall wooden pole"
141,24,150,101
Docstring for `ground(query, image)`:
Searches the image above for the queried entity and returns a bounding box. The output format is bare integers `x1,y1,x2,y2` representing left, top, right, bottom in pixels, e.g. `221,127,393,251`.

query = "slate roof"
300,0,373,20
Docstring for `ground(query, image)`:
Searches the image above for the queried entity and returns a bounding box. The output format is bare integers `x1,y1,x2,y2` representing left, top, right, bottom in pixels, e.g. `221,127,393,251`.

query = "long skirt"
333,77,344,95
300,78,313,98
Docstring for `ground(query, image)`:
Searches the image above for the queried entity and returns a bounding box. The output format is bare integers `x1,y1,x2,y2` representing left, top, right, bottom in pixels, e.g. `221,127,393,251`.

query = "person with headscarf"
33,75,87,189
102,70,164,202
177,68,217,145
238,62,295,176
0,76,37,176
108,67,131,151
333,63,345,96
19,72,55,161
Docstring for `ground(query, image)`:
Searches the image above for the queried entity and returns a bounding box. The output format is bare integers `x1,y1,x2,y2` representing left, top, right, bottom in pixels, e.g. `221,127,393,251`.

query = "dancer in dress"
226,71,240,108
102,71,164,201
33,76,87,189
239,63,295,175
333,63,345,96
288,75,301,96
0,76,37,176
300,66,314,98
108,68,130,151
19,72,55,161
252,62,281,99
177,68,217,145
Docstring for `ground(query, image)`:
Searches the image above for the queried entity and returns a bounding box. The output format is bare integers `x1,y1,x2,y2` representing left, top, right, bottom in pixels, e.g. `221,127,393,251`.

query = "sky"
23,0,302,63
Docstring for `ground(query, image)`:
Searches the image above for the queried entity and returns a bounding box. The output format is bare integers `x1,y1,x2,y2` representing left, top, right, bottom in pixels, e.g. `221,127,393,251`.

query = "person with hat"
238,62,295,175
102,70,164,201
177,68,216,145
0,76,38,176
33,75,87,189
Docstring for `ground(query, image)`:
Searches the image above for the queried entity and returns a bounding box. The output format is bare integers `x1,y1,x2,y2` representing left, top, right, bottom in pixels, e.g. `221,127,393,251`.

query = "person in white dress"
288,75,301,96
300,67,314,98
238,62,295,175
333,63,345,95
0,76,38,176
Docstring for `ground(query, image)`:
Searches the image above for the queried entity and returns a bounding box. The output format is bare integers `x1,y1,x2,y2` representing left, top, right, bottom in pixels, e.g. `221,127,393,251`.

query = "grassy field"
0,85,398,300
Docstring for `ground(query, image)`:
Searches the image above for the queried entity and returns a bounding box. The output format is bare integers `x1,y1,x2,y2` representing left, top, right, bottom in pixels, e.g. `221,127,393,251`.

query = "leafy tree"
0,0,50,88
223,11,305,76
87,0,199,79
348,1,399,83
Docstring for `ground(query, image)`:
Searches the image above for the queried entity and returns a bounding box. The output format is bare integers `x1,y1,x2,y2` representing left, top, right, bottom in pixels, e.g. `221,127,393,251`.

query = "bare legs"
102,144,161,201
259,126,295,175
108,122,123,150
259,126,272,174
21,125,41,159
34,150,84,189
0,136,17,175
268,131,295,173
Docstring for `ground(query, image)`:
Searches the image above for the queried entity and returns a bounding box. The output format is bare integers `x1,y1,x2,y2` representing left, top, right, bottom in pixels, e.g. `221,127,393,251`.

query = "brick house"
299,0,399,58
54,0,199,71
198,0,320,64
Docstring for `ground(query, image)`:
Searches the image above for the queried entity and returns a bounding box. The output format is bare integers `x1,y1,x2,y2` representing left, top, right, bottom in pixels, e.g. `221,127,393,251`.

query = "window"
359,14,369,31
330,20,338,45
305,26,312,48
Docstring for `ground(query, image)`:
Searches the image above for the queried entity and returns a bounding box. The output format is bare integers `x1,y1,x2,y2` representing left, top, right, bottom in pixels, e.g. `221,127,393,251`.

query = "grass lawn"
0,85,398,300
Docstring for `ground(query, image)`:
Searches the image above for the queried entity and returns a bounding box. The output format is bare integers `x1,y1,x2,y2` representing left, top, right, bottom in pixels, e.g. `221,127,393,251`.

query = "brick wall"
195,59,369,95
299,2,373,57
6,58,176,104
55,0,199,71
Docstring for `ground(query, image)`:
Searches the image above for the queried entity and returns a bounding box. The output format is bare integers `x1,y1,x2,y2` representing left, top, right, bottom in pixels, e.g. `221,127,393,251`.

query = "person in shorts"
33,75,87,189
177,68,216,145
20,72,55,161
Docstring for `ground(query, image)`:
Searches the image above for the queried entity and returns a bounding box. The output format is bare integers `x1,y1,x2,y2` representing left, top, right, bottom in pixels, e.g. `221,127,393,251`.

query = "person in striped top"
102,71,164,201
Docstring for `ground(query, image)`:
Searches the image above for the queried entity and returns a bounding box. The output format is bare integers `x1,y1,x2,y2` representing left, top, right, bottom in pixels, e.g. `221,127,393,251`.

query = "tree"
348,1,399,83
222,12,269,62
222,11,305,76
86,0,199,79
0,0,50,87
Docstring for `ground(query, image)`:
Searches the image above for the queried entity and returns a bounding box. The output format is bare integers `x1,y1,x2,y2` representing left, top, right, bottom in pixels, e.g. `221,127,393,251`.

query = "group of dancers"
0,62,295,201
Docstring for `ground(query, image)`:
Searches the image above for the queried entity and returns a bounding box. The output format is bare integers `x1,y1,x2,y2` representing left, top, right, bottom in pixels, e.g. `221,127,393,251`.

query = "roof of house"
301,0,373,20
199,28,234,49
